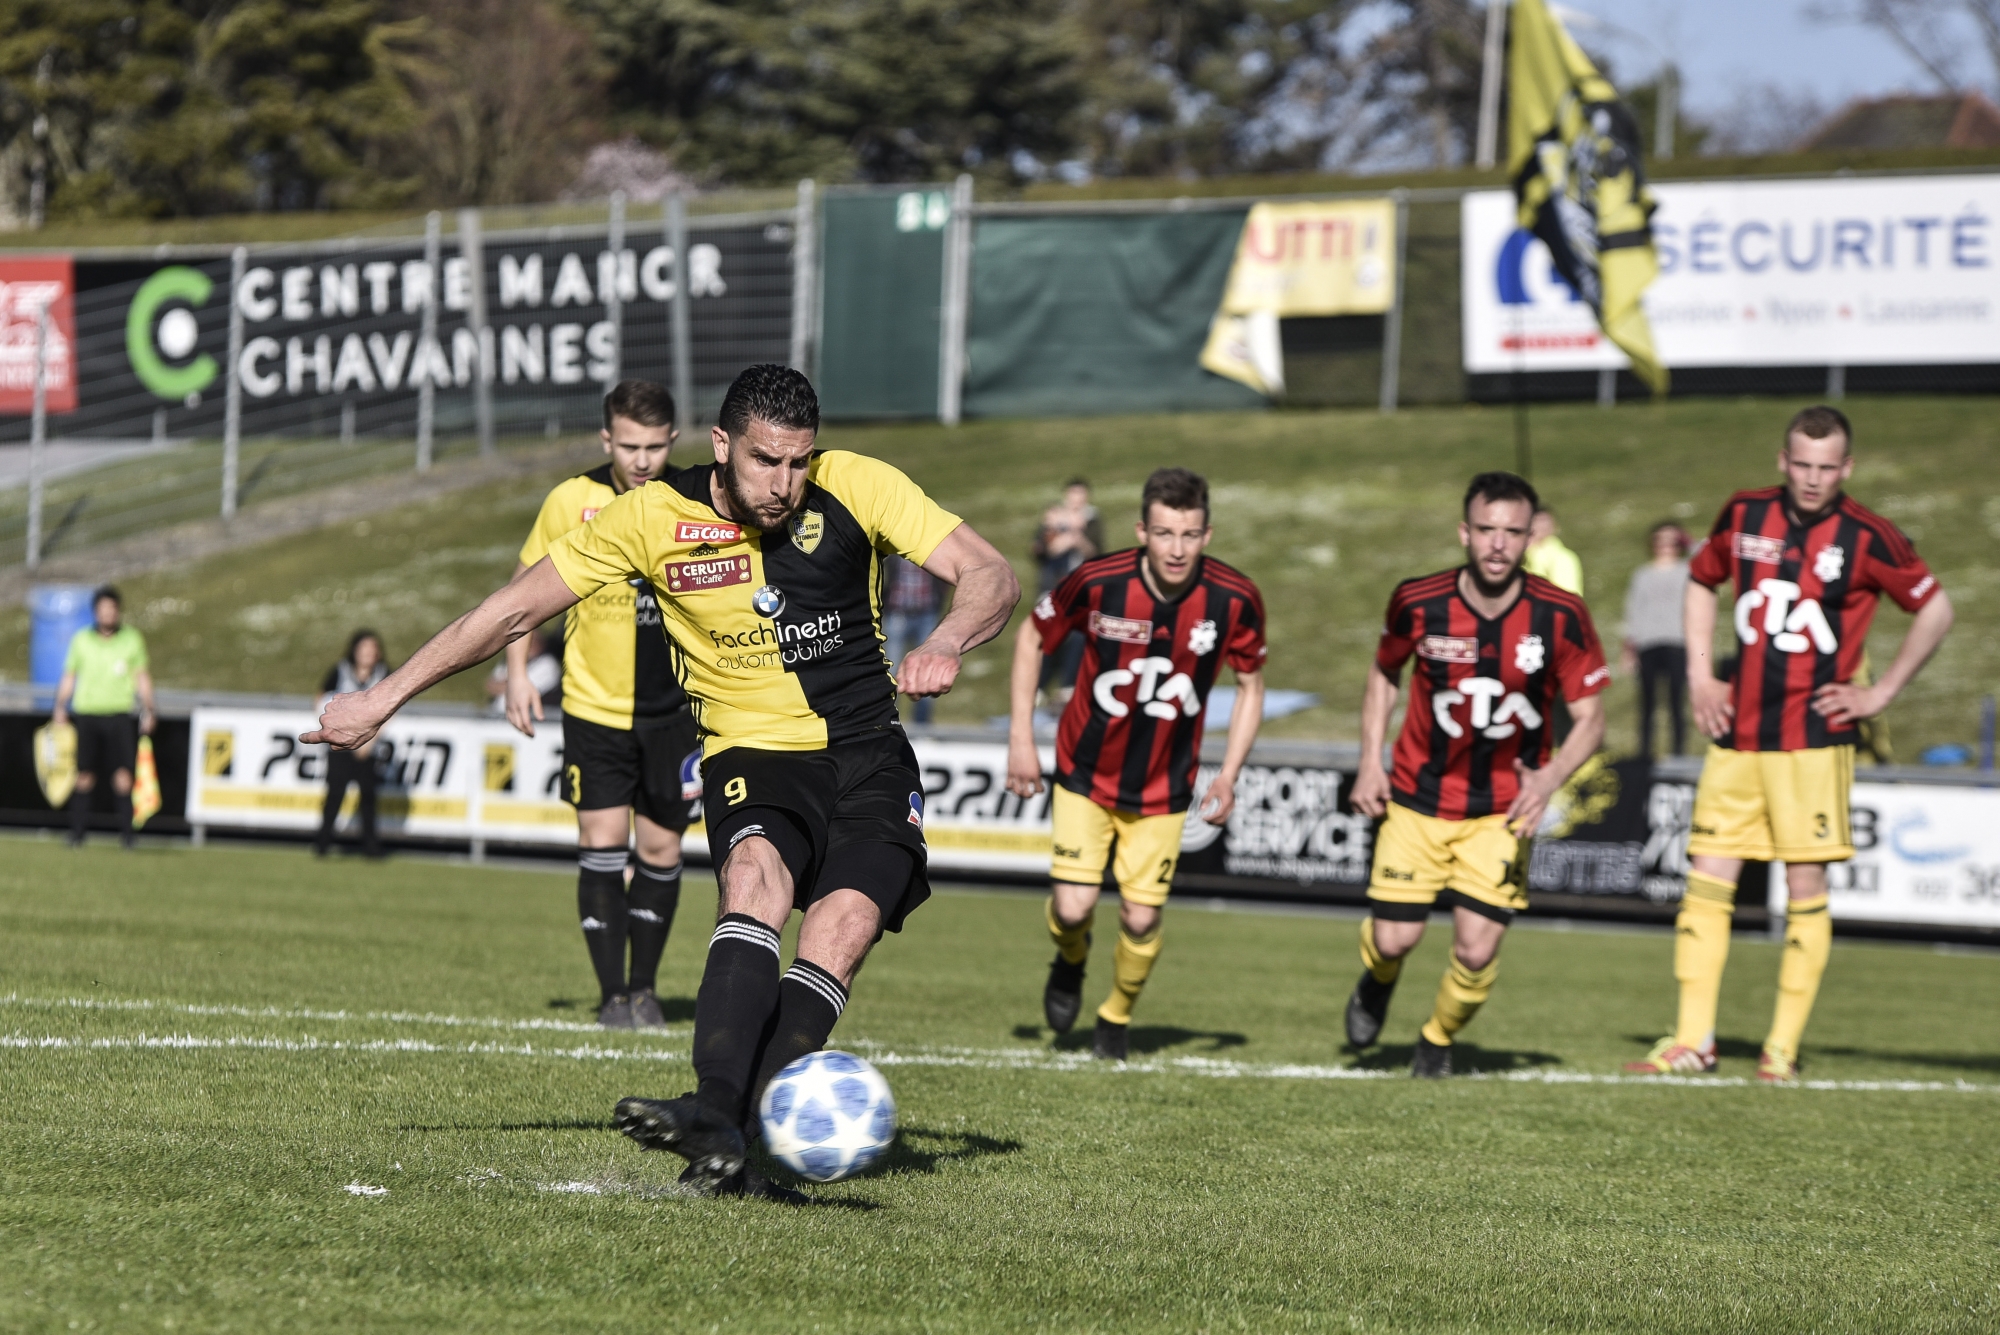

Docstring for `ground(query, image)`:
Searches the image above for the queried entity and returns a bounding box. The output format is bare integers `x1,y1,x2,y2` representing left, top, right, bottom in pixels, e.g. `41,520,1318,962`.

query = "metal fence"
3,186,815,570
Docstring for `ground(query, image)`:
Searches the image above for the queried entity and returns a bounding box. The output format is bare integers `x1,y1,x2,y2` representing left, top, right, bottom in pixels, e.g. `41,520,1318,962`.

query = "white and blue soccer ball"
758,1050,897,1182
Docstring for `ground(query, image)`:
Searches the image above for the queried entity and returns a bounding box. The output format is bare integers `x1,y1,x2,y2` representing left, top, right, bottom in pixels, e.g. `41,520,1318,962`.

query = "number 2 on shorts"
725,776,749,806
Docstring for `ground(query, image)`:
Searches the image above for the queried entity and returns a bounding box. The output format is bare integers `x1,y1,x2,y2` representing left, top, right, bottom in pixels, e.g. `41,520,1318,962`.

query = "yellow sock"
1673,871,1736,1050
1765,894,1831,1064
1359,917,1403,985
1419,954,1499,1046
1046,896,1091,965
1096,924,1163,1025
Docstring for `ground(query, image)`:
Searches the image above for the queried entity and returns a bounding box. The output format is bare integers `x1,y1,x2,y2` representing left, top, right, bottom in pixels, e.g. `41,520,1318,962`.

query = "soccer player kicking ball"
309,365,1019,1200
1344,472,1609,1078
1627,406,1953,1082
509,380,697,1030
1005,468,1267,1061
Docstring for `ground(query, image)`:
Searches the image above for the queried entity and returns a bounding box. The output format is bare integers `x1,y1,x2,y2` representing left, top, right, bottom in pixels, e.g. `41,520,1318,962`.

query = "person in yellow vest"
52,586,155,849
1524,506,1584,595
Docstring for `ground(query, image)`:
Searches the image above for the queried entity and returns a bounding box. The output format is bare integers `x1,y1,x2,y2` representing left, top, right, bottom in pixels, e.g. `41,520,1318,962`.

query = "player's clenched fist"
895,642,962,699
303,689,391,752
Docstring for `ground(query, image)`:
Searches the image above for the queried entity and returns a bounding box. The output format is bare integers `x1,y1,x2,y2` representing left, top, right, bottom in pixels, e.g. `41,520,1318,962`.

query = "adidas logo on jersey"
1735,578,1837,655
1432,677,1543,740
690,542,719,557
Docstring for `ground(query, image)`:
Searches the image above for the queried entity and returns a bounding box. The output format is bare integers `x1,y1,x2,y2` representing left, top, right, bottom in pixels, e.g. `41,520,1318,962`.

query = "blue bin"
29,585,97,685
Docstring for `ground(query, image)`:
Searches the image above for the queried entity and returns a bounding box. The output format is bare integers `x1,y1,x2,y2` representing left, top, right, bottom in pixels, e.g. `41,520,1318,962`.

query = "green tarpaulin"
818,189,946,419
963,211,1265,418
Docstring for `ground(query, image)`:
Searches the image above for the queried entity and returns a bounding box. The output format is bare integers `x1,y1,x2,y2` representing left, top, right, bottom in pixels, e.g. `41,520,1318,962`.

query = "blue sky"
1562,1,1982,123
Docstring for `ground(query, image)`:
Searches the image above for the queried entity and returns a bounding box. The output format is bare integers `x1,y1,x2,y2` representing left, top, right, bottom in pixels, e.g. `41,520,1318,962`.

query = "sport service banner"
1505,0,1666,393
0,255,77,413
1463,175,2000,374
1200,199,1398,396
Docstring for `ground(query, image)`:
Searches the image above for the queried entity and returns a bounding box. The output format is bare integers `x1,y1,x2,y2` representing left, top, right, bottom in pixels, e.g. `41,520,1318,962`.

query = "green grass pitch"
4,837,1998,1332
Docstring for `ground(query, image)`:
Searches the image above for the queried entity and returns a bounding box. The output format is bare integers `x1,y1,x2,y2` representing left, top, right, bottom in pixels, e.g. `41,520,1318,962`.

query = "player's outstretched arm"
1505,692,1607,836
304,558,581,751
1004,618,1047,798
1199,669,1264,824
1683,579,1733,740
1351,663,1400,818
902,523,1022,699
1813,588,1954,727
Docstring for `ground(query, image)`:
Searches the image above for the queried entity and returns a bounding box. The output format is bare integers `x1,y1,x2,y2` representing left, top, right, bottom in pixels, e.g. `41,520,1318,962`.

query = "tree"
0,0,422,220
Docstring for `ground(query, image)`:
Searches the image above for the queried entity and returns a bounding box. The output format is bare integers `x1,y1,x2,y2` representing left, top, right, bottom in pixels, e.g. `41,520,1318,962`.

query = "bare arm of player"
901,522,1022,699
303,558,582,751
1505,691,1607,836
1004,618,1047,798
1684,579,1733,740
500,562,546,737
1199,669,1263,825
1351,662,1400,819
1812,588,1955,727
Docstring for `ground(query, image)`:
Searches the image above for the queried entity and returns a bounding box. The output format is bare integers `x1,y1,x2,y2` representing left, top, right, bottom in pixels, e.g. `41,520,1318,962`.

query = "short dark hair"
1463,471,1539,518
1063,476,1090,491
92,585,121,608
603,380,676,432
1785,404,1852,454
1649,520,1689,554
717,364,819,437
345,628,384,664
1141,467,1209,525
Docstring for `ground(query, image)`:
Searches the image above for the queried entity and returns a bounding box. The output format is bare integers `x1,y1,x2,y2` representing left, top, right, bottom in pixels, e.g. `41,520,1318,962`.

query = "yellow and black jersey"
519,463,687,730
546,450,963,755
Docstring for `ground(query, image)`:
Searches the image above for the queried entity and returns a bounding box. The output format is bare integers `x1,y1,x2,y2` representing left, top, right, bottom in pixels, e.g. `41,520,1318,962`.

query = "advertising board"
1462,175,2000,373
0,255,76,414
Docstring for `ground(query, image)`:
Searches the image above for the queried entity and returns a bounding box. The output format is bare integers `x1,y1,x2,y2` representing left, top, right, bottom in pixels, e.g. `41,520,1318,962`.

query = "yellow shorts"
1366,803,1529,919
1049,784,1185,908
1687,744,1855,864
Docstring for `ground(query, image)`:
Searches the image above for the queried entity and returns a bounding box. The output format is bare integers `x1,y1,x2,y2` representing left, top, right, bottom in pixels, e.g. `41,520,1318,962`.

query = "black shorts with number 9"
702,730,931,933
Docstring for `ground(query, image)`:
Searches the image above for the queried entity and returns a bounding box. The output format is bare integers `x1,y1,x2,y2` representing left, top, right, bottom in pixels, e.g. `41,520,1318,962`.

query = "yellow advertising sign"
1201,199,1398,396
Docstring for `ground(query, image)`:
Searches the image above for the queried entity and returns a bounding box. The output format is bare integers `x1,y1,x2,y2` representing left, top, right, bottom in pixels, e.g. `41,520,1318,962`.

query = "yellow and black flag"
1508,0,1667,393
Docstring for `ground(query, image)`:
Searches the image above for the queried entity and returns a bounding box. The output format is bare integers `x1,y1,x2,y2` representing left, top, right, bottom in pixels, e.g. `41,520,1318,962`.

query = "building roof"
1801,92,2000,151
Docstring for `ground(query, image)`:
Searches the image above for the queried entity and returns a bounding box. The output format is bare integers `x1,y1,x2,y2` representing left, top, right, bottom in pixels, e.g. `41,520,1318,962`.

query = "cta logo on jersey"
1088,610,1152,645
790,510,824,555
1093,655,1200,720
1735,578,1837,655
1432,676,1543,739
664,555,753,593
676,520,742,544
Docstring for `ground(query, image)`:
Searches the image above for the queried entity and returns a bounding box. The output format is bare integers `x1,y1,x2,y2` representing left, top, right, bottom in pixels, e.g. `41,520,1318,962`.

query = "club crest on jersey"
1089,610,1152,645
1733,533,1785,565
676,520,742,544
907,791,924,826
752,584,786,618
1814,544,1845,582
665,555,753,593
1417,635,1478,664
790,510,824,555
1033,593,1056,621
1514,634,1545,674
1188,619,1218,655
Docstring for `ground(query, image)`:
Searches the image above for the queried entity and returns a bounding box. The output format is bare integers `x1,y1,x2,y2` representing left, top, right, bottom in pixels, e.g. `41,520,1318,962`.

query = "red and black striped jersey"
1033,550,1267,816
1377,569,1609,820
1688,487,1937,752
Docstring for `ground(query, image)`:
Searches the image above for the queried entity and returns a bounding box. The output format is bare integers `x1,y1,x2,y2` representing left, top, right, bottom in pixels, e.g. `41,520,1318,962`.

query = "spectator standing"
1623,523,1692,758
883,554,944,725
52,586,154,849
1033,478,1103,700
1524,506,1584,595
316,630,389,858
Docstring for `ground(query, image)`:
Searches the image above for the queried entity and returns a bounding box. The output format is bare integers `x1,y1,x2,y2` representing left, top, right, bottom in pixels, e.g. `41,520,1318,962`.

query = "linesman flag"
1508,0,1667,393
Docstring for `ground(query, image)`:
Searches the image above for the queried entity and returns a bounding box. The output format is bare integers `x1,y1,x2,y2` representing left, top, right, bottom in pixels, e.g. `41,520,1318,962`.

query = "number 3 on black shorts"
725,776,749,806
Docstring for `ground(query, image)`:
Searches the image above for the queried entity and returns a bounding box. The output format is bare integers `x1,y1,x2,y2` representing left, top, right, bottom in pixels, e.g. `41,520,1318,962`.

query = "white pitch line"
0,993,689,1039
5,1024,1996,1096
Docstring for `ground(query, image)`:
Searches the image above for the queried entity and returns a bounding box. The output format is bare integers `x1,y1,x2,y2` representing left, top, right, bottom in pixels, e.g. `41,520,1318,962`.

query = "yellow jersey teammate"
309,365,1020,1201
509,379,694,1031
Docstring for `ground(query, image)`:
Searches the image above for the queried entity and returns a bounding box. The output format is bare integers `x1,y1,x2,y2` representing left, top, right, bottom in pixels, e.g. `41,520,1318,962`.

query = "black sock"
625,858,682,994
745,959,849,1139
68,788,89,842
114,790,133,847
577,846,630,1006
691,914,783,1122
